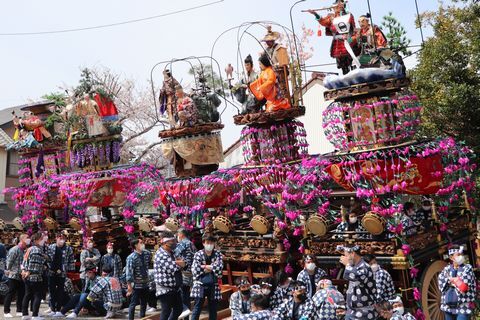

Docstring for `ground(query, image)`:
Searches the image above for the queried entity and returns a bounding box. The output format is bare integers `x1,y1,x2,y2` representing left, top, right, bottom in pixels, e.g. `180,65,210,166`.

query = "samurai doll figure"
76,93,108,137
249,53,291,113
356,13,387,52
232,54,261,114
307,0,360,74
19,111,52,142
262,26,292,105
159,69,181,128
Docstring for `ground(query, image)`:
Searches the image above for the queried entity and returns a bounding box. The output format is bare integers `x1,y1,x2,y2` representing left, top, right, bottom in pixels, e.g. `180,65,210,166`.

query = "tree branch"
134,141,164,162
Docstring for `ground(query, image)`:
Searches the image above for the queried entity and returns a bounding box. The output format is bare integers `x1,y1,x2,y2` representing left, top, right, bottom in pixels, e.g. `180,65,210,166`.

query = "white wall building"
297,73,334,156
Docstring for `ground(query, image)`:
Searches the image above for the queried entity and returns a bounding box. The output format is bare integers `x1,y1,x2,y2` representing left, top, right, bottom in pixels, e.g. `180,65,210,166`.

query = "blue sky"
0,0,446,147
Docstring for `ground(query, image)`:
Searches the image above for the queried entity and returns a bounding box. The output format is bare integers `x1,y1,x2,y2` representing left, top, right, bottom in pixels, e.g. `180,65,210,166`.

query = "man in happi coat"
438,244,476,319
339,245,378,320
296,255,327,299
190,234,223,320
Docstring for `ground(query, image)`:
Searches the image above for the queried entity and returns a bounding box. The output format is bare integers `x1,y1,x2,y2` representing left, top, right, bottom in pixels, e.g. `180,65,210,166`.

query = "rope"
0,0,224,36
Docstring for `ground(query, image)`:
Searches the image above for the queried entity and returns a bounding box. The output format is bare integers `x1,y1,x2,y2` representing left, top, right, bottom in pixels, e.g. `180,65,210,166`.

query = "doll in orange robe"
249,53,291,113
356,14,387,51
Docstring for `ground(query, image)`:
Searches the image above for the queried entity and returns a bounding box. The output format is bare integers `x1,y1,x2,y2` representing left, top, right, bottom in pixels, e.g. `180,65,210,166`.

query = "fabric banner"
161,134,224,165
326,154,444,195
89,178,126,207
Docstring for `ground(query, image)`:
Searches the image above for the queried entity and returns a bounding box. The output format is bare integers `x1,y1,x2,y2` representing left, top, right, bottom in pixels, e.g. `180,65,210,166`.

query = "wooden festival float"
4,71,164,265
292,25,479,318
208,22,312,285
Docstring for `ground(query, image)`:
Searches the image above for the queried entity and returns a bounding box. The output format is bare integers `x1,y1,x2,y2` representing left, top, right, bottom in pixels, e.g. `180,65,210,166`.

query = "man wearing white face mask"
296,255,327,299
154,231,184,320
46,233,75,317
334,209,370,240
100,242,122,278
4,234,30,318
388,296,415,320
190,234,223,320
438,245,476,320
80,238,101,289
416,197,433,229
363,254,395,303
126,238,152,320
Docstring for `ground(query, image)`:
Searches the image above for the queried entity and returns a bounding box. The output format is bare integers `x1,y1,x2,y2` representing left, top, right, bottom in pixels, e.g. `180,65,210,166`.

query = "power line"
0,0,224,36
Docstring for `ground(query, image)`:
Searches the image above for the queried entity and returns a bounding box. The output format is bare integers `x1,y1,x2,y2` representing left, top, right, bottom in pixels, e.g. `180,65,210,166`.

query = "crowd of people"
0,226,476,320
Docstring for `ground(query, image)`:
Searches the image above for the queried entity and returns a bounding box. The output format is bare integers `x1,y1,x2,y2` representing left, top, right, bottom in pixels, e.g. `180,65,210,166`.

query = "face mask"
57,240,65,246
88,243,94,249
107,248,114,254
296,293,307,302
139,244,145,251
422,205,431,211
349,217,358,224
393,307,404,316
455,255,465,265
241,289,251,296
25,239,31,246
204,244,214,252
370,264,379,272
306,262,316,271
261,288,271,295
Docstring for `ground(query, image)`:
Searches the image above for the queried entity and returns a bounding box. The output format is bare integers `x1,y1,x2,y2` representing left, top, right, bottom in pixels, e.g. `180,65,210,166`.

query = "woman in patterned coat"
190,234,223,320
438,245,476,320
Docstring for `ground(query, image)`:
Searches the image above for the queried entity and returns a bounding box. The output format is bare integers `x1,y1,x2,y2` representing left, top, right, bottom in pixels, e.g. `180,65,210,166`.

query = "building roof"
0,100,53,126
223,138,242,156
0,128,13,148
302,72,326,92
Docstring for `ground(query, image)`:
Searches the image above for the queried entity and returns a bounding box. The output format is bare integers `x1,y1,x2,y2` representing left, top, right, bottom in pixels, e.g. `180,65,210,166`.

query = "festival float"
292,2,479,318
208,22,312,285
4,70,164,263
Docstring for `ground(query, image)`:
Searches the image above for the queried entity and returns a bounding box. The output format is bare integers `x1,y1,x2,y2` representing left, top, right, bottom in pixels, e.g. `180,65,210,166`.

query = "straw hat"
262,26,280,42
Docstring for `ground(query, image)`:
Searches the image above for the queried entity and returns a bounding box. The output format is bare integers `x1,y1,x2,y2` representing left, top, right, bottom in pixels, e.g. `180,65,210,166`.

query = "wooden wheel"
421,260,447,320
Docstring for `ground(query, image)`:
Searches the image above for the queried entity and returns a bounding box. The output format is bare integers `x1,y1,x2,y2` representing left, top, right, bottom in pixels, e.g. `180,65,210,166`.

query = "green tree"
411,0,480,156
188,64,229,95
381,12,412,55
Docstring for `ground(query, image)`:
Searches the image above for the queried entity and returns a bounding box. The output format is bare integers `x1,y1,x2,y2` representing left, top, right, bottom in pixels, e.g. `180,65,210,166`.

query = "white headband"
162,237,175,243
448,246,464,256
388,296,402,304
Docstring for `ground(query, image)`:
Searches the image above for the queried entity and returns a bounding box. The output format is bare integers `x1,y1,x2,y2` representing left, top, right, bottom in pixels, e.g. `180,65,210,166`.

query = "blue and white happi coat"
190,249,223,301
272,297,315,320
438,263,476,315
374,266,396,302
153,247,181,296
343,259,378,320
230,290,252,319
312,286,345,320
236,310,272,320
296,267,327,298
